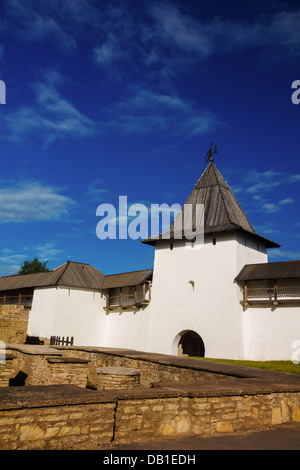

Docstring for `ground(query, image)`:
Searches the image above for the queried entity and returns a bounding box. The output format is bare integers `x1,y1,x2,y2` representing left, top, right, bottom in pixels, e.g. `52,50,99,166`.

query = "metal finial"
205,142,218,164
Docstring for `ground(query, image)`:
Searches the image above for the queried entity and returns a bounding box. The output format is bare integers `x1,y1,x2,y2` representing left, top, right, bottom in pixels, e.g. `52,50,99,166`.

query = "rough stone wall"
63,349,228,387
6,349,89,388
0,357,14,387
0,401,115,450
115,393,300,442
0,390,299,450
47,360,89,388
97,368,141,390
0,305,29,344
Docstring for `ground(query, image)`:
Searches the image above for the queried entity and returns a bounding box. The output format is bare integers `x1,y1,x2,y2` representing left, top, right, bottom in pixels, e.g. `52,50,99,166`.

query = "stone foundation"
0,305,29,344
0,344,300,449
0,355,15,387
5,345,89,387
0,385,300,450
96,367,141,390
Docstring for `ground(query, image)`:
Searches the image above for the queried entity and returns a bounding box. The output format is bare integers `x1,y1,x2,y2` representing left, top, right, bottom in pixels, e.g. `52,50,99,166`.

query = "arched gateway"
173,330,205,357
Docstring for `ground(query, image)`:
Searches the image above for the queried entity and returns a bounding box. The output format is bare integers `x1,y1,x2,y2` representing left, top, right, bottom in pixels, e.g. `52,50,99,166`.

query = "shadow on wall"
9,371,28,386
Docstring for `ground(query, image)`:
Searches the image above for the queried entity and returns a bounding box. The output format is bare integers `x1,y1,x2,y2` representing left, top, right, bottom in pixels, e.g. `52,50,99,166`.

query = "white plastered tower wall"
241,304,300,360
28,286,108,346
143,231,268,359
27,287,58,340
99,305,152,351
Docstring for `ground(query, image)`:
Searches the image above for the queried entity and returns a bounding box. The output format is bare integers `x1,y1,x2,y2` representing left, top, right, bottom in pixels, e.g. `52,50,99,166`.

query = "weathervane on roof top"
205,142,218,164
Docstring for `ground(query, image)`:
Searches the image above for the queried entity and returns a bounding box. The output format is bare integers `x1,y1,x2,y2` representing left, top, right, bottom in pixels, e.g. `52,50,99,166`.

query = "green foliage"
17,258,49,275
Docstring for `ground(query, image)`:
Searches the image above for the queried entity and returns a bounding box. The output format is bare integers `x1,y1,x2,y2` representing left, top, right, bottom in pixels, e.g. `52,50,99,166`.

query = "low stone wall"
0,305,29,344
46,358,90,388
0,385,300,450
5,346,89,388
97,367,141,390
114,392,300,442
0,355,15,387
0,387,115,450
61,347,236,388
1,345,300,449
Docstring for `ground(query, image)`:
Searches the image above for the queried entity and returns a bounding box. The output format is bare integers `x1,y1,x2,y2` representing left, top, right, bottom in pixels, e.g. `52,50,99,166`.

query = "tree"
17,258,49,275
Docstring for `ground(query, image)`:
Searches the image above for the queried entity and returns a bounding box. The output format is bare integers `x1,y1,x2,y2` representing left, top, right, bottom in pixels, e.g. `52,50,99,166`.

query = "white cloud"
86,179,109,202
106,86,222,136
30,243,63,261
3,0,76,53
261,199,294,213
269,249,300,260
0,250,27,276
150,3,300,61
94,35,122,65
150,3,213,57
0,180,75,224
0,71,98,146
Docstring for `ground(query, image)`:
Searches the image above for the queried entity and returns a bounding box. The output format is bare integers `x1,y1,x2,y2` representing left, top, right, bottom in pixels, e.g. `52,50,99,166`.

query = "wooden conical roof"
143,161,280,248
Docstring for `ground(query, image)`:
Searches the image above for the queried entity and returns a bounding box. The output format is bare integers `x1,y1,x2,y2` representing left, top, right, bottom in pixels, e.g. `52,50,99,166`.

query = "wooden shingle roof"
0,262,152,292
236,260,300,282
0,261,105,291
143,161,280,248
102,269,153,289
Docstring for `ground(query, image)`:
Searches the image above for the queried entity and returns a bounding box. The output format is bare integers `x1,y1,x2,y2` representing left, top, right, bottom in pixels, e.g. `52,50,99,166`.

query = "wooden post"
243,281,248,304
18,293,22,305
134,286,137,305
119,287,123,307
106,290,110,308
142,283,145,302
3,294,6,305
274,279,278,300
274,279,279,305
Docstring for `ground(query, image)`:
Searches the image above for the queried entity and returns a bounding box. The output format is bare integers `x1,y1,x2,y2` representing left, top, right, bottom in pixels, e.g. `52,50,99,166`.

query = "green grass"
191,357,300,375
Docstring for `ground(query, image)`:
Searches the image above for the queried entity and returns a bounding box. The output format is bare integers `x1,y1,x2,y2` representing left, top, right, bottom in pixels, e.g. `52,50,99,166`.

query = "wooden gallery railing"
105,281,151,311
0,294,33,306
242,280,300,306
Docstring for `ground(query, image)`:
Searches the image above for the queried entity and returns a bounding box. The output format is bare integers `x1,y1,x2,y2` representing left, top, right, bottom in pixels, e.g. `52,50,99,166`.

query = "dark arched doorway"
177,330,205,357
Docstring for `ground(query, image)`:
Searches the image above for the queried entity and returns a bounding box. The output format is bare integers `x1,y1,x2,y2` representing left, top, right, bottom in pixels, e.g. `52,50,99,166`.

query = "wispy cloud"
3,0,77,53
0,250,27,276
234,168,300,196
86,179,109,202
29,243,63,261
0,180,75,224
269,249,300,260
105,86,222,136
261,198,295,213
0,70,98,147
150,3,300,62
227,167,299,217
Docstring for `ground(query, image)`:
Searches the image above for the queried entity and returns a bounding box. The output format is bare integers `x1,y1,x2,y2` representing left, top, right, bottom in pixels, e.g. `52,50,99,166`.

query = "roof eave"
142,227,281,249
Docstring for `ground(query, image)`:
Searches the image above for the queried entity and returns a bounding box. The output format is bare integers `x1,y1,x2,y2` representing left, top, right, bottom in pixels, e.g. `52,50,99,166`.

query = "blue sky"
0,0,300,277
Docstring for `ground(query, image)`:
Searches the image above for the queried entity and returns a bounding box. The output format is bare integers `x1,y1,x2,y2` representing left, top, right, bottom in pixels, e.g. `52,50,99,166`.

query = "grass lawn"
191,357,300,375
